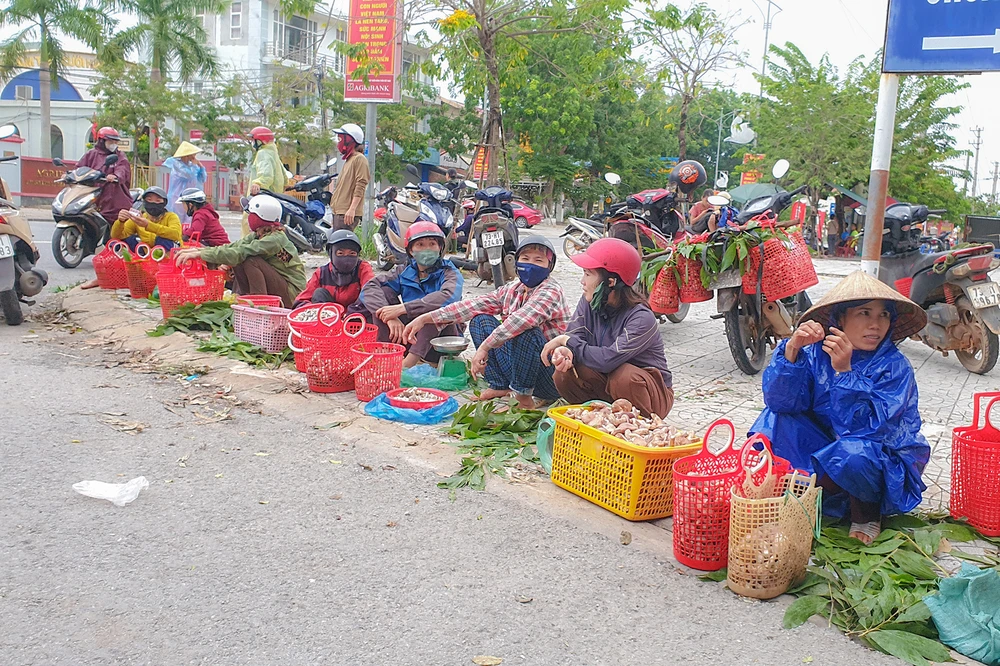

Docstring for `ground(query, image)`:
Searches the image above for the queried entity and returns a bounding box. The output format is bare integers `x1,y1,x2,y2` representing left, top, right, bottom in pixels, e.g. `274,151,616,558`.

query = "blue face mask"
412,250,440,268
516,262,550,288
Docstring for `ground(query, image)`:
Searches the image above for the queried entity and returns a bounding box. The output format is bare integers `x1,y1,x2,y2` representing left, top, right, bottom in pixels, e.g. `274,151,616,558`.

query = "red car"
461,199,543,228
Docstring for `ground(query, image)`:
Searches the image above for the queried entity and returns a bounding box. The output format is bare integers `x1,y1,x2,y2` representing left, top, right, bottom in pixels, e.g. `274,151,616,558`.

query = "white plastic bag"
73,476,149,507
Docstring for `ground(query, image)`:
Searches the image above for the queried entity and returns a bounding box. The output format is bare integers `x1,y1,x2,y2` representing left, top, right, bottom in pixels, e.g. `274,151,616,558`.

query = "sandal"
849,521,881,545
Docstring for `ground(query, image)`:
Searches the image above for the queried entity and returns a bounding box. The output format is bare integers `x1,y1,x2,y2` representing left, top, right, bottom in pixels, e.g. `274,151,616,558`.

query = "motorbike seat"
263,190,307,209
877,249,945,287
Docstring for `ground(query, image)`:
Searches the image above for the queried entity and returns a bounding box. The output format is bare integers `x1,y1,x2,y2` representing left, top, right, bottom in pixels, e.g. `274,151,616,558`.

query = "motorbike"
718,163,814,374
374,169,463,271
861,203,1000,374
469,186,518,289
50,154,135,268
0,127,48,325
256,174,333,254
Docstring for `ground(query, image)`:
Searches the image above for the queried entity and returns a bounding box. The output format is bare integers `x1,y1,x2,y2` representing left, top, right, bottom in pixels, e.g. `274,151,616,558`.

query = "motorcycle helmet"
516,234,556,269
97,126,121,141
333,123,365,144
327,229,362,253
244,194,283,231
178,188,207,205
249,126,275,143
669,160,708,196
405,221,445,252
569,237,641,286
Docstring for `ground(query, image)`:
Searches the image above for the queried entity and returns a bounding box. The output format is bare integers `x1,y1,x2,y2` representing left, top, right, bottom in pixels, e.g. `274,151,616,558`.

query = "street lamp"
715,110,757,186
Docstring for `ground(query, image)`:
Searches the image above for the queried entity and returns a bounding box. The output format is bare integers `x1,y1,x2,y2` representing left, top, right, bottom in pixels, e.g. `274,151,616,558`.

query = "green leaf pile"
148,301,233,337
196,331,291,369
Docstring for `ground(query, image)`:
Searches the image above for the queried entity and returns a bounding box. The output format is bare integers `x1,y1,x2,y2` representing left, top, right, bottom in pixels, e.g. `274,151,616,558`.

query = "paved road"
0,317,899,665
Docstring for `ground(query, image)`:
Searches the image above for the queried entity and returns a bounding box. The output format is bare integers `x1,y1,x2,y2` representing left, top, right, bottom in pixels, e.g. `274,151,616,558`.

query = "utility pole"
757,0,782,97
316,65,329,173
963,151,972,197
363,102,377,239
971,126,984,199
991,161,999,205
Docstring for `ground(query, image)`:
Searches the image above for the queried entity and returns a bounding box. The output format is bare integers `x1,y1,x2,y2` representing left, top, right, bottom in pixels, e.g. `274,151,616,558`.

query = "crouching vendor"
174,194,306,307
112,186,183,251
294,230,374,309
750,271,931,545
542,238,674,418
352,221,464,369
403,235,570,409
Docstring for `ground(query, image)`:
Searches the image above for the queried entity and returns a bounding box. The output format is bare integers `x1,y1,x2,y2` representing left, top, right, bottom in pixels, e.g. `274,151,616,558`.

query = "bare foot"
514,394,536,410
849,521,880,546
80,278,101,290
476,388,511,402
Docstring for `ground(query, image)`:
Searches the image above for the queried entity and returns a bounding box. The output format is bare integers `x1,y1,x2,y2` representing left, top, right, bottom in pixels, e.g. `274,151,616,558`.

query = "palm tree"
105,0,228,163
0,0,110,158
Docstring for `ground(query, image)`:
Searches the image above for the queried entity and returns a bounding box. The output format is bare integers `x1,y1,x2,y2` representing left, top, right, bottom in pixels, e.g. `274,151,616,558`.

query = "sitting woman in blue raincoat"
750,271,930,545
351,221,463,369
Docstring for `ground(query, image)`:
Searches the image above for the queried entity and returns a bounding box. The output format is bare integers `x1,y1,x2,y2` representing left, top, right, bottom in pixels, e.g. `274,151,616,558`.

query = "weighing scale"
429,335,470,379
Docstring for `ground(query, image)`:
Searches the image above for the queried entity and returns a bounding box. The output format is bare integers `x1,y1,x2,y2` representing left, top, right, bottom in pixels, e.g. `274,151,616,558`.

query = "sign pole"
860,73,899,278
363,102,377,239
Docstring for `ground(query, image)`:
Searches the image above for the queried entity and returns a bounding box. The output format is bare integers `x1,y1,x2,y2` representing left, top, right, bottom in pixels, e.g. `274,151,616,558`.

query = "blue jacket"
751,337,930,518
359,259,464,317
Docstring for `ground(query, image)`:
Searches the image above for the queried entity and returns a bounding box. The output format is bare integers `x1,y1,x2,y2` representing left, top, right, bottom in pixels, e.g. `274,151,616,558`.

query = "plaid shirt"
429,278,569,348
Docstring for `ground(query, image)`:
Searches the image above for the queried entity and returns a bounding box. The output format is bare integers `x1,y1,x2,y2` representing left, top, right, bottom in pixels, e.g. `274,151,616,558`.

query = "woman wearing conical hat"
751,271,931,545
164,141,207,224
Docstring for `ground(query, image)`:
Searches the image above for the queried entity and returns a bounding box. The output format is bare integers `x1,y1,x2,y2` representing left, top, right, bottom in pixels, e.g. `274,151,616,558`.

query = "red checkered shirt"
428,278,570,348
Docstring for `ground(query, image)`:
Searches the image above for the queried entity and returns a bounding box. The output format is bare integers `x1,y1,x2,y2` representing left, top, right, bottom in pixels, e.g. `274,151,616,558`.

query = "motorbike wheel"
0,289,23,326
52,226,85,269
562,232,589,259
724,299,767,375
665,303,689,324
955,297,999,374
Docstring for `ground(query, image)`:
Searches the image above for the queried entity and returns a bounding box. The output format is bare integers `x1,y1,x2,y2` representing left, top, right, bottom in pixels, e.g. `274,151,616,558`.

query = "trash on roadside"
72,476,149,506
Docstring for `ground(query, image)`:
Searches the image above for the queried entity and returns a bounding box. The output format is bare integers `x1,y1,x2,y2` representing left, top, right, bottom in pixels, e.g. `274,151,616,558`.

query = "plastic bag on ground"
364,392,460,424
73,476,149,506
401,364,468,391
925,563,1000,665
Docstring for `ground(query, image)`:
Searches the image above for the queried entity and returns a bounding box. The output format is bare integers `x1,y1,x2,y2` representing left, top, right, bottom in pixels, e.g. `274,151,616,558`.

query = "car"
460,198,543,228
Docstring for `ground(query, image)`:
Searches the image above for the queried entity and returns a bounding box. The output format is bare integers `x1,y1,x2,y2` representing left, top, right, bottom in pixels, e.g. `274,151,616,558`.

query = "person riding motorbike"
164,141,206,223
178,188,229,247
294,229,375,309
77,127,133,226
330,123,370,231
111,186,183,251
242,126,286,237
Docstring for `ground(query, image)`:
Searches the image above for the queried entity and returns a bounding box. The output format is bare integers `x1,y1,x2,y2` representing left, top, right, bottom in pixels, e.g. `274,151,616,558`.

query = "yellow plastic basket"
548,405,702,521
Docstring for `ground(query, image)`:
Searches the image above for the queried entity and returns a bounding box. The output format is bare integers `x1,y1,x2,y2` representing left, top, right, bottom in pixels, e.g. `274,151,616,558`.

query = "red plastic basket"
649,266,680,314
386,388,449,410
294,314,378,391
123,257,159,299
951,392,1000,537
237,294,284,308
232,303,292,353
677,255,712,303
93,241,129,290
742,231,818,301
350,342,405,402
672,419,746,571
157,263,226,319
288,303,345,372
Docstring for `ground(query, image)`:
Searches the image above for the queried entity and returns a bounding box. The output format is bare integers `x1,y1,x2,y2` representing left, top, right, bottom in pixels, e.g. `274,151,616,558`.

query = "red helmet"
249,126,275,142
97,126,120,141
405,221,445,250
570,237,641,286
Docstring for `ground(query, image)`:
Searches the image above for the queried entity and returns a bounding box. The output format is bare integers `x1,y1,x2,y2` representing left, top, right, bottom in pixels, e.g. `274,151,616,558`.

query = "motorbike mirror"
707,195,729,207
772,159,790,180
52,157,65,167
104,153,120,166
464,180,477,189
604,172,622,186
0,125,16,140
326,157,338,167
405,164,419,176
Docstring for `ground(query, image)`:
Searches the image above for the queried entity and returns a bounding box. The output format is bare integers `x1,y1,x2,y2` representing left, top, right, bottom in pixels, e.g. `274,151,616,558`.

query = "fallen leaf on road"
71,439,82,444
329,460,342,464
516,596,533,604
215,474,224,478
803,658,814,664
329,494,343,500
382,465,396,471
472,657,502,666
620,531,632,546
313,422,344,430
358,463,373,471
254,452,272,457
100,416,148,435
386,521,397,528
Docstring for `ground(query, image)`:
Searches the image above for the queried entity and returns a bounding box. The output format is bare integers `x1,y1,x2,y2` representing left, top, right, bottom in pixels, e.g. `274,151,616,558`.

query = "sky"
706,0,999,198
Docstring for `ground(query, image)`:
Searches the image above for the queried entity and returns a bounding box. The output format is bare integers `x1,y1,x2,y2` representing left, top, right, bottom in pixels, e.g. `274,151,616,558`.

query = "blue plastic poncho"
164,157,207,223
750,336,930,518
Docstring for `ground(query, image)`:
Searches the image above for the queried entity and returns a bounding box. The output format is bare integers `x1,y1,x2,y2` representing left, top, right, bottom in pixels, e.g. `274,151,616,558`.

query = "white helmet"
333,123,364,144
245,194,283,223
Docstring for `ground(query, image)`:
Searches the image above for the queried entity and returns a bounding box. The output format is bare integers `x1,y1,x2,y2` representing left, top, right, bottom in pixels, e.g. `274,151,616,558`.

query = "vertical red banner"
345,0,403,103
471,146,490,181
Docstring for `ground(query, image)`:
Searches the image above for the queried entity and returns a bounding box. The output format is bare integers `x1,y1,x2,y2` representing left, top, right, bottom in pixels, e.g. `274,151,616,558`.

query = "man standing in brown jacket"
330,123,370,231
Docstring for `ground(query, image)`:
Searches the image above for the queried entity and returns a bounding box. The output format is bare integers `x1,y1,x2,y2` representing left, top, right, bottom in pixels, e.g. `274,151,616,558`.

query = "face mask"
105,142,119,153
516,262,550,288
337,137,354,157
144,202,167,218
412,250,440,268
332,255,360,275
589,281,606,312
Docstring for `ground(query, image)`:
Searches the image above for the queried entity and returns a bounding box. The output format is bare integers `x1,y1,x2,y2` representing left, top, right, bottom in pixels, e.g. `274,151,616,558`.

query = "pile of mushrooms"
564,399,697,448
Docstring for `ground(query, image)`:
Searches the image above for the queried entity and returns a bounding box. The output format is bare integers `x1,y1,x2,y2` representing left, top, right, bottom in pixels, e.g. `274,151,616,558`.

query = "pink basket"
232,303,292,353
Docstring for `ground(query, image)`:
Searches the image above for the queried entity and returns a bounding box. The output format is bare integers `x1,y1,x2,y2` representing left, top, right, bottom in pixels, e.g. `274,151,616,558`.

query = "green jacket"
200,230,306,302
249,142,286,192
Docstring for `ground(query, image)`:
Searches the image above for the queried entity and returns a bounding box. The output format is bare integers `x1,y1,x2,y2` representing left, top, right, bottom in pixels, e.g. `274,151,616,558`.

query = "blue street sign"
884,1,1000,74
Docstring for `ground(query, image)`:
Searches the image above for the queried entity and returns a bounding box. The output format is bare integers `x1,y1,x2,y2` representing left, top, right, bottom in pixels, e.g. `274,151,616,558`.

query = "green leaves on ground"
148,301,232,337
437,401,545,491
864,629,953,666
783,594,830,629
196,331,290,369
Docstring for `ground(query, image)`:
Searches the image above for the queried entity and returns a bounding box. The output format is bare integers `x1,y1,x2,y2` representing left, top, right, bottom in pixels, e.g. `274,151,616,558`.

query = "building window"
230,2,242,40
50,124,64,160
334,27,347,74
195,9,205,31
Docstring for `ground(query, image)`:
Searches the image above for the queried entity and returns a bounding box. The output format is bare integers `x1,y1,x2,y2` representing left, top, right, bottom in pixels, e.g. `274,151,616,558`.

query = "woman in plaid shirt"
404,235,570,409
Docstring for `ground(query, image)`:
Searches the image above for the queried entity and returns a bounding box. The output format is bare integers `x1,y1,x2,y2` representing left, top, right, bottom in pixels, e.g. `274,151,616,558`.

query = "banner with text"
345,0,403,103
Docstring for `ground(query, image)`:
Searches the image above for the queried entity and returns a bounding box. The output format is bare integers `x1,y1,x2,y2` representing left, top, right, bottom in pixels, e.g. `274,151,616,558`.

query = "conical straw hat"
798,270,927,341
173,141,201,158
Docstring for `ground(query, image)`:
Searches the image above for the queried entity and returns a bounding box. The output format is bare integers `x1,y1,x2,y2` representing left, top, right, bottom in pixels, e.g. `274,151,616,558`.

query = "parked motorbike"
0,126,48,325
719,160,813,374
861,204,1000,374
50,154,130,268
469,186,518,289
